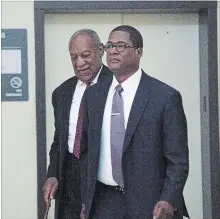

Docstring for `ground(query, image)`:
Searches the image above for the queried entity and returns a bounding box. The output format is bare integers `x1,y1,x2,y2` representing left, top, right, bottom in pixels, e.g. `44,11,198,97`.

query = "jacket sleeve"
47,89,61,179
160,90,189,212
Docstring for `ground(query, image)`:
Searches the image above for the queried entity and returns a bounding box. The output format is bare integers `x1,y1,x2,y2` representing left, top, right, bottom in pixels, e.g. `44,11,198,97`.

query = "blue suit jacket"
81,71,189,219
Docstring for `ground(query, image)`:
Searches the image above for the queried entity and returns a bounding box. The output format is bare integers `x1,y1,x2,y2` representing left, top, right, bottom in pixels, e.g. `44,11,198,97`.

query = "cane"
44,198,51,219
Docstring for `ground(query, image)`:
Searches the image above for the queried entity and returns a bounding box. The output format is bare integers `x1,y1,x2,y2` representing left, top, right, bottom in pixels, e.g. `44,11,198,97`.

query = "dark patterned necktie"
111,84,125,187
73,82,91,159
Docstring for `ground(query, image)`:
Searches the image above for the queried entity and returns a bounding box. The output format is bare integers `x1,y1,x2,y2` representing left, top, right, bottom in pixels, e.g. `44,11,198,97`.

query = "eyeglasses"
104,42,137,53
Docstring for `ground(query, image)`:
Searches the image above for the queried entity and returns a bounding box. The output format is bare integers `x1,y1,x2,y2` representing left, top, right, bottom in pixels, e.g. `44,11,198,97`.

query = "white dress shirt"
68,66,102,153
97,68,142,185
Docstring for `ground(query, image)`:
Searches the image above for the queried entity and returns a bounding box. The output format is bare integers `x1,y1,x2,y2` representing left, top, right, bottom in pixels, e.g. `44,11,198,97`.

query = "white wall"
1,1,37,219
1,1,219,219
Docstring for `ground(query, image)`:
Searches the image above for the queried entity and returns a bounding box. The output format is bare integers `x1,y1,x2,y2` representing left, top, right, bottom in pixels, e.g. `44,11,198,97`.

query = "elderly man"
43,29,112,219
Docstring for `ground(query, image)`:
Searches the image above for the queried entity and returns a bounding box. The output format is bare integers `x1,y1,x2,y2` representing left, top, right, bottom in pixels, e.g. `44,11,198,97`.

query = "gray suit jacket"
81,71,189,219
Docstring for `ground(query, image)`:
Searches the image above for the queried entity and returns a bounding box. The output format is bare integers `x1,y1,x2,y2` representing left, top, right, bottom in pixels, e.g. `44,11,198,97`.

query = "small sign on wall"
1,29,29,101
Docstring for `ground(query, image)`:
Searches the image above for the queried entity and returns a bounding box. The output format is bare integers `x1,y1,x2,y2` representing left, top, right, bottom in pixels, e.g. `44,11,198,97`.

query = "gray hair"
69,29,102,48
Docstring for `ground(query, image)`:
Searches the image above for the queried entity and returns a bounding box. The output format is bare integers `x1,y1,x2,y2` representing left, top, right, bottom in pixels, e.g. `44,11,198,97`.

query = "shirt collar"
111,68,142,93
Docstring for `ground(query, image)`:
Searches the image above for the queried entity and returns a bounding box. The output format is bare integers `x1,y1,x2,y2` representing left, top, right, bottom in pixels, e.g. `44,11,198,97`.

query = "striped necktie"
73,82,91,159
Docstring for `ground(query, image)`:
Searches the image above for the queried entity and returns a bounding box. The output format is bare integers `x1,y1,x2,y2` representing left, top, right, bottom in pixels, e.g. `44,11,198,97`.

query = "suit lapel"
93,76,113,154
123,72,152,153
92,64,112,144
97,65,112,82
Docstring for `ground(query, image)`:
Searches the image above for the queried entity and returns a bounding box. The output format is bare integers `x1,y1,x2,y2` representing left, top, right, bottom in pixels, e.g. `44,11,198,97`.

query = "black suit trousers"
89,182,184,219
89,182,127,219
58,153,81,219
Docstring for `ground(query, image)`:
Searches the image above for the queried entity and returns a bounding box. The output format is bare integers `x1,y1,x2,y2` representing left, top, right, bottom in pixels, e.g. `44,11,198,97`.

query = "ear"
136,48,143,58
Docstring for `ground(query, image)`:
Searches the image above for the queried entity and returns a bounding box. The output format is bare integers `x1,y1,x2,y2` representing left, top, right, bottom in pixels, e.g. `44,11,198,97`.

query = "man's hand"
153,201,174,219
43,177,58,205
80,204,86,219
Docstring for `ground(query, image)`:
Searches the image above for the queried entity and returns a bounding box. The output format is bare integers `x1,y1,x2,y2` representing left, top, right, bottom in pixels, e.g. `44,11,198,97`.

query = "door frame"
34,1,220,219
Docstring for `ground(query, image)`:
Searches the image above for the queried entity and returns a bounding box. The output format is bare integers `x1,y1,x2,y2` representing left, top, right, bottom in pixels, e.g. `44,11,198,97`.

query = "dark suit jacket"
46,65,112,218
81,71,189,219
